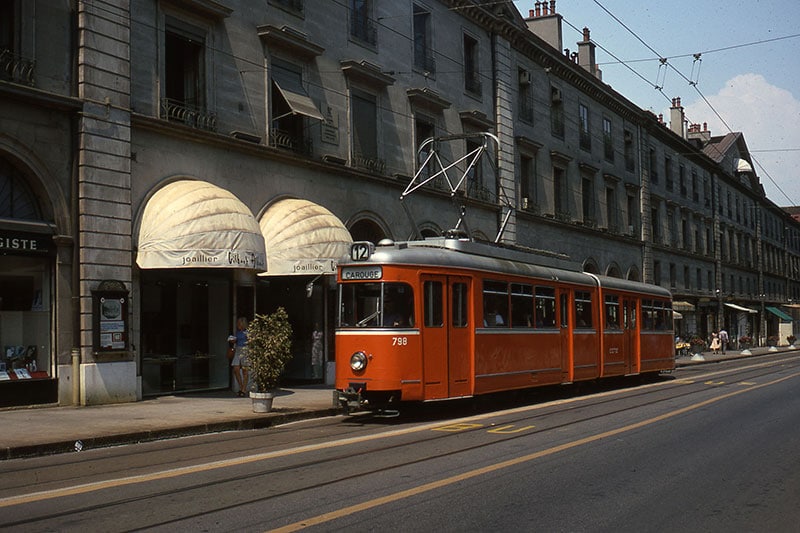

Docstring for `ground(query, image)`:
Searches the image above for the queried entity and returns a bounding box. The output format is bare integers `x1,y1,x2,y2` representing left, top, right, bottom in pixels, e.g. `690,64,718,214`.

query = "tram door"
420,275,472,399
623,298,638,374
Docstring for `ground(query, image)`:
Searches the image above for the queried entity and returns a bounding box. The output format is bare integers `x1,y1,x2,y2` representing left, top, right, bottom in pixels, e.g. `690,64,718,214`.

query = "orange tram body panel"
335,237,674,413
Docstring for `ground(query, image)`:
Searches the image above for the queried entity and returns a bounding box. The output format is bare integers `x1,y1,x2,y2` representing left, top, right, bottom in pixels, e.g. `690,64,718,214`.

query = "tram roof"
341,237,671,299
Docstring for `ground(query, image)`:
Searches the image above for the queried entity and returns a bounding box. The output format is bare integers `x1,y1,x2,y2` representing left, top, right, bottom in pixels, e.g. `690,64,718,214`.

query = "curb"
1,407,342,461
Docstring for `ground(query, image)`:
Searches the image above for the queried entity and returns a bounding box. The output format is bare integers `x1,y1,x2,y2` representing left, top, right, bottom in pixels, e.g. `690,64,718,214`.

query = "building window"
463,33,481,95
350,0,377,46
519,69,533,122
626,193,636,235
466,138,488,200
679,165,687,196
0,159,42,220
582,177,595,225
692,169,699,202
649,148,658,184
270,60,318,155
669,263,676,288
554,166,567,218
0,2,34,86
606,186,617,232
413,5,435,74
162,20,215,131
654,261,661,286
664,156,673,191
624,130,635,172
520,154,536,210
579,104,591,151
551,86,564,138
351,89,382,172
415,115,435,180
651,205,661,244
270,0,304,15
602,118,614,162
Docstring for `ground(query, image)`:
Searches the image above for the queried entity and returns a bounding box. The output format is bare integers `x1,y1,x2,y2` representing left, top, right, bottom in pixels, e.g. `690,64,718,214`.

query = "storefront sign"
0,231,53,255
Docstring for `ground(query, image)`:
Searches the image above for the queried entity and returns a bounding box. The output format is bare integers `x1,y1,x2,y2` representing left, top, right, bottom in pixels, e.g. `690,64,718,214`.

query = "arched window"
0,157,42,220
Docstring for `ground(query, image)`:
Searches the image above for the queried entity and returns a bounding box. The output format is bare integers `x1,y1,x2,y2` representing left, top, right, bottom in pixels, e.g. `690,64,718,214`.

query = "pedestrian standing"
718,328,729,354
231,316,249,396
710,331,721,354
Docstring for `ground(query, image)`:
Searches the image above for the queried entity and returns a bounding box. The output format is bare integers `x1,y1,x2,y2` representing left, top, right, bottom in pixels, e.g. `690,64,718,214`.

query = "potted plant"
246,307,293,413
767,335,779,347
689,335,706,354
738,335,752,349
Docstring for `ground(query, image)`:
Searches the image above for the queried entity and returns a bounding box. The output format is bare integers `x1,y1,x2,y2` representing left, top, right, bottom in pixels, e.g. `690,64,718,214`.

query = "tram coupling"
336,384,366,415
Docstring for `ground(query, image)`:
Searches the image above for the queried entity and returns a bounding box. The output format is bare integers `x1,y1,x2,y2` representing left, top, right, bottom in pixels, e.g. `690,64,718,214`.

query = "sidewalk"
2,345,796,461
0,386,341,460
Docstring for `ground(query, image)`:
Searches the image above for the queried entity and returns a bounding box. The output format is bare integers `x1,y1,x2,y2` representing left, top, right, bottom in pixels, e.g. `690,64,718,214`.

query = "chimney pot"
542,2,548,15
703,121,708,131
535,2,541,17
550,0,557,14
677,97,681,107
583,27,590,42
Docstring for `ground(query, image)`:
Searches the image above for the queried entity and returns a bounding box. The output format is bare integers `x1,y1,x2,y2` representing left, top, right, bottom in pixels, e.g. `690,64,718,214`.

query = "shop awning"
724,302,758,314
672,301,695,312
766,306,793,322
259,198,352,276
272,81,325,121
673,311,683,320
136,180,266,270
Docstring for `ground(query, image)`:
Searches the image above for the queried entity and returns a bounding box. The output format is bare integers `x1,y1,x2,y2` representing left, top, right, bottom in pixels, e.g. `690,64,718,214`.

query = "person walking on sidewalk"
231,317,250,396
718,328,729,354
710,331,721,354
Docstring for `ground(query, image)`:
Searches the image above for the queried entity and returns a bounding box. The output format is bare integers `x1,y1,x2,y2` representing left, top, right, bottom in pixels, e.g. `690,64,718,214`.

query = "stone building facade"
1,0,796,407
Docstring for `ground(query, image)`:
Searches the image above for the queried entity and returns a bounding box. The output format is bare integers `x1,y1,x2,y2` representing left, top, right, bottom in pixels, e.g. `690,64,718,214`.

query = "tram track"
4,354,798,530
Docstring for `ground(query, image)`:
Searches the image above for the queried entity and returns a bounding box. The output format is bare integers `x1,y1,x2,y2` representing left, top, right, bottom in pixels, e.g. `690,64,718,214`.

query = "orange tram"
335,235,674,414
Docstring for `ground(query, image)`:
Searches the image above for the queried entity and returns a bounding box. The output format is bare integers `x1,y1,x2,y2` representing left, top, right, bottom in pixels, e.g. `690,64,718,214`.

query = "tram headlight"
350,351,368,372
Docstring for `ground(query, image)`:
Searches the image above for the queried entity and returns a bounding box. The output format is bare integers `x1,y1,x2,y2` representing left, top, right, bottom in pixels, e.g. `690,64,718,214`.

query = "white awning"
673,301,695,312
259,198,352,276
136,180,266,270
724,302,758,314
273,81,325,121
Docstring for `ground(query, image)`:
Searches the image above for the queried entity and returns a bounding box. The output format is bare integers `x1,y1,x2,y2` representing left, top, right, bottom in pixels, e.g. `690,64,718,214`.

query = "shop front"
135,179,266,396
0,226,58,407
256,198,352,383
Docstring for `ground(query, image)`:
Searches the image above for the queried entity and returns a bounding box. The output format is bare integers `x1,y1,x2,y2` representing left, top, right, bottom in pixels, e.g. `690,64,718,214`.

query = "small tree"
247,307,293,393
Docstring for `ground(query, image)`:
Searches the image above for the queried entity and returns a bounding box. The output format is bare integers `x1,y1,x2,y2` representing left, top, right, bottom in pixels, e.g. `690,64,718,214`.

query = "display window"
0,256,51,382
140,270,232,395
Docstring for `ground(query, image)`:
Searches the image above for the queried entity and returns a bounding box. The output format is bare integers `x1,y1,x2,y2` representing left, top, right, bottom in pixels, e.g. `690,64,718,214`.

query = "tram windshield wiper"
356,308,381,327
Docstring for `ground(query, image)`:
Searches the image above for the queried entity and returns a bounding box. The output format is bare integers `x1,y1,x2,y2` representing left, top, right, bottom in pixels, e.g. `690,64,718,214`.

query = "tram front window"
339,282,415,328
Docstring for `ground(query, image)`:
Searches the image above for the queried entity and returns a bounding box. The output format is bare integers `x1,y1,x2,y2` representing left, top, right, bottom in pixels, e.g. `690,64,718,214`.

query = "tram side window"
452,282,468,328
423,281,443,327
604,295,620,329
483,280,508,327
535,286,556,328
642,299,670,331
384,284,415,327
574,291,593,329
511,283,533,328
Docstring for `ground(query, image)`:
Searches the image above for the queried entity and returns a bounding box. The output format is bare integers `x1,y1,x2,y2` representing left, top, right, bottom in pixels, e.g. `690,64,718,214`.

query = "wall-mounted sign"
0,231,54,256
92,280,129,353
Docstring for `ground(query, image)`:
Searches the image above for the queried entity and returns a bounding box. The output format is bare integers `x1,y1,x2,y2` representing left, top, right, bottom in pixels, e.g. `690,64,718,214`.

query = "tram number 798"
392,336,408,346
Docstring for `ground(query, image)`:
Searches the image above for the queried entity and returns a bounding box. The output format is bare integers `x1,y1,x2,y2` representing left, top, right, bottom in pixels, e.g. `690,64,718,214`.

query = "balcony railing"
160,98,217,131
0,48,35,86
353,153,385,174
269,129,313,156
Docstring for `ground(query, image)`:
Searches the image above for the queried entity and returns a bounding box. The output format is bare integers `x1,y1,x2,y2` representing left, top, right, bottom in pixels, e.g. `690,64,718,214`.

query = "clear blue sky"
513,0,800,206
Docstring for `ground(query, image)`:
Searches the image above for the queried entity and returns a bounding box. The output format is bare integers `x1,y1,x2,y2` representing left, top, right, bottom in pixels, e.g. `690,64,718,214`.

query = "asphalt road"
1,352,799,532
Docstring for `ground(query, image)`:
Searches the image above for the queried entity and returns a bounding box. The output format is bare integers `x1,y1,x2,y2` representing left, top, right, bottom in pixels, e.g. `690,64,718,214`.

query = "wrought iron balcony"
353,153,386,174
269,129,313,156
160,98,217,131
0,48,35,86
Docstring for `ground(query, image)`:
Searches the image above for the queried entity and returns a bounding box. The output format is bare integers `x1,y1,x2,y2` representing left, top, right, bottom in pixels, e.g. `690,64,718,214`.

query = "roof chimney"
669,97,685,138
525,0,563,52
577,27,602,80
687,121,711,147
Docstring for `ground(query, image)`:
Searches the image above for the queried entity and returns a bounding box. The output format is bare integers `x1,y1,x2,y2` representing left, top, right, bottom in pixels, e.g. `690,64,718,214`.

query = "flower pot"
250,391,275,413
